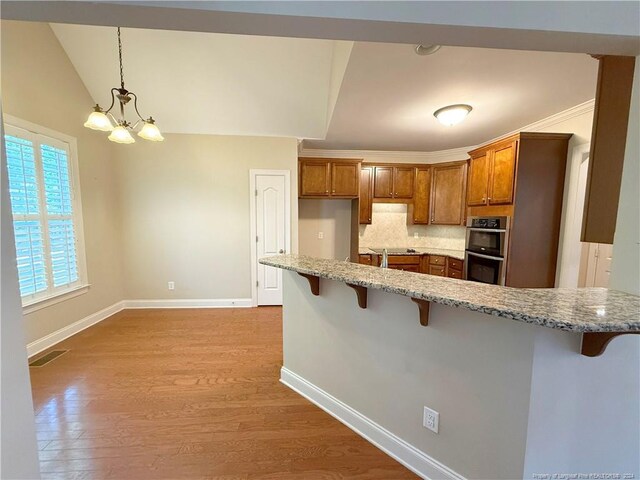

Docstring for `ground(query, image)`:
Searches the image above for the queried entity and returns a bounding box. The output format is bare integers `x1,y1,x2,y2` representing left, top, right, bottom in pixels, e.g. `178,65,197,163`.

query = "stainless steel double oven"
465,216,510,285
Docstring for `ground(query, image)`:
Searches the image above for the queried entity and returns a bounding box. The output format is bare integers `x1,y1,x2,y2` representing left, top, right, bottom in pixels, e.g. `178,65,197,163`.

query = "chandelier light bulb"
108,125,136,144
434,104,473,126
137,118,164,142
84,105,113,131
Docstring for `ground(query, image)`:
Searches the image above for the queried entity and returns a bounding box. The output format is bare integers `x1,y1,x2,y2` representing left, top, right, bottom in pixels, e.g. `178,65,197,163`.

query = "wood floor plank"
30,307,417,479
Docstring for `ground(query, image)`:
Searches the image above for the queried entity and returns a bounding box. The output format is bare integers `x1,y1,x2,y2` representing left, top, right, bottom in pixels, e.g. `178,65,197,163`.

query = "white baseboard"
27,301,125,358
280,367,466,480
123,298,253,309
26,298,255,357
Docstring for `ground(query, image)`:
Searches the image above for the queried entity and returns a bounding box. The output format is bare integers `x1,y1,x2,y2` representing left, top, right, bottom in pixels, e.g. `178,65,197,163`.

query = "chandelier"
84,27,164,144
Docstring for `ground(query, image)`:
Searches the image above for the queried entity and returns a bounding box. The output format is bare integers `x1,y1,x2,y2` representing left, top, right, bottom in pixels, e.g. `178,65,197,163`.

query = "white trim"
249,169,291,307
557,143,591,288
300,100,595,162
280,367,466,480
26,300,125,358
123,298,253,309
23,284,90,314
3,114,89,304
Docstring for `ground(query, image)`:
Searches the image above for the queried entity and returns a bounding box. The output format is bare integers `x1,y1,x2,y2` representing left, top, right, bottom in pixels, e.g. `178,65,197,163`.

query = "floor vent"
29,350,68,367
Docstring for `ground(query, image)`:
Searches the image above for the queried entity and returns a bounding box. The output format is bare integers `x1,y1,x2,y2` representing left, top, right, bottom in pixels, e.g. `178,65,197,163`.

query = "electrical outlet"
413,232,419,239
318,231,324,239
168,281,175,290
423,406,439,433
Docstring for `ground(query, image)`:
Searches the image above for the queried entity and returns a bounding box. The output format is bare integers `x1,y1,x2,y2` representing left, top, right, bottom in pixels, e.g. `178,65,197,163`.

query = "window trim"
3,114,89,311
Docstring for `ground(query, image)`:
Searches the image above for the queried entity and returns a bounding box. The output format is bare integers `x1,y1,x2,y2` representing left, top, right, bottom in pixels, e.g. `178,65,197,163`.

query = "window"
4,118,88,310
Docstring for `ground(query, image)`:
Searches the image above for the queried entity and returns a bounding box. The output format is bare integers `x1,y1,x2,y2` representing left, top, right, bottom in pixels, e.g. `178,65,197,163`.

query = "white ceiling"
305,42,598,151
52,23,599,152
51,24,347,139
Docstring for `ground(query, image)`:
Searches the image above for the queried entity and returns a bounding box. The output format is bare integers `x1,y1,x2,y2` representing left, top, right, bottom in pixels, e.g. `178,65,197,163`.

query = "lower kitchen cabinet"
359,253,464,279
358,254,372,265
428,265,446,276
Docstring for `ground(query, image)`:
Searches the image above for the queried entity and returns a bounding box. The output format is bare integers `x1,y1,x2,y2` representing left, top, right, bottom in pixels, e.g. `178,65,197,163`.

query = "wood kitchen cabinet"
299,158,361,198
467,132,572,288
410,166,431,224
359,166,373,224
447,257,464,279
467,139,517,207
373,165,415,199
430,161,467,225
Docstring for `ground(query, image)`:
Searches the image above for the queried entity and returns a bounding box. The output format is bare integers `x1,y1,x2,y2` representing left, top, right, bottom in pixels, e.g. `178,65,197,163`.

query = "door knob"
279,249,285,254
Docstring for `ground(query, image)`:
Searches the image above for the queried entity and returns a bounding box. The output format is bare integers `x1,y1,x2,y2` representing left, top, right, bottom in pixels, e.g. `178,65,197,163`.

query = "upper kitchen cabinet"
467,139,517,207
372,165,415,200
409,166,432,225
299,158,361,198
359,166,374,224
430,161,468,225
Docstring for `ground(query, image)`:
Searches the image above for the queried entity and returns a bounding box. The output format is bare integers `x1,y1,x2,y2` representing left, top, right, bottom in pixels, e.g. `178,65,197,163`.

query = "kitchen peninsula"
262,254,640,479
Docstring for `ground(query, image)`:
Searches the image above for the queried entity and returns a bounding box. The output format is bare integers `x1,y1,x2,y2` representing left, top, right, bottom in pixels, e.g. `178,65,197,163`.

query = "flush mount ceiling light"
414,44,441,56
433,104,473,126
84,27,164,144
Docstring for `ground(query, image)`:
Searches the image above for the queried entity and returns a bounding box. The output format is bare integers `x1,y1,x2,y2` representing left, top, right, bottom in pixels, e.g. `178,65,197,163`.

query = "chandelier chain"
117,27,124,88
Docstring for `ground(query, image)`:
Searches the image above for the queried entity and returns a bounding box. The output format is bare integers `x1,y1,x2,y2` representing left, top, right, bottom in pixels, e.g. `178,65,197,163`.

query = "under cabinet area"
299,157,362,198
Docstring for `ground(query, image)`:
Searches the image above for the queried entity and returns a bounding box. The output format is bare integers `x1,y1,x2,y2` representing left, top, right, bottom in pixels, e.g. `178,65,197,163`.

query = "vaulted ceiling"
51,23,352,140
52,23,598,152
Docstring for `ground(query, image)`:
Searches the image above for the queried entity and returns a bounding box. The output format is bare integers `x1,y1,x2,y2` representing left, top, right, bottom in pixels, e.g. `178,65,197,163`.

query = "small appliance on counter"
465,216,510,285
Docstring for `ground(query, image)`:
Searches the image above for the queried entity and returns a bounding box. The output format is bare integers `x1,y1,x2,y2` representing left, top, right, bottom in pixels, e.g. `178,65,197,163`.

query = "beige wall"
283,271,536,479
1,21,124,344
298,199,352,260
114,134,298,300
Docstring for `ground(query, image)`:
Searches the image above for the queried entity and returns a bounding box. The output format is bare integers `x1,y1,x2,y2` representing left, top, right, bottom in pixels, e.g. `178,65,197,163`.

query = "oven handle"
467,227,507,233
465,251,505,261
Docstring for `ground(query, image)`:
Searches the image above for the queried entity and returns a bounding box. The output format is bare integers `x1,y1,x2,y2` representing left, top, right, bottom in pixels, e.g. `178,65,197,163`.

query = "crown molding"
482,99,595,146
298,145,474,163
299,99,595,162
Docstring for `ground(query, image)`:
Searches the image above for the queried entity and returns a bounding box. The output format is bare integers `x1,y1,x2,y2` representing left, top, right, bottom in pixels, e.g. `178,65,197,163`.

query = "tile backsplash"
359,203,466,250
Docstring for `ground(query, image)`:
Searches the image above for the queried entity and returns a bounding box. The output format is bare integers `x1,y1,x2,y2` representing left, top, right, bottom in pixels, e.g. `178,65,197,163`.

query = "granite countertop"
260,255,640,333
359,247,466,260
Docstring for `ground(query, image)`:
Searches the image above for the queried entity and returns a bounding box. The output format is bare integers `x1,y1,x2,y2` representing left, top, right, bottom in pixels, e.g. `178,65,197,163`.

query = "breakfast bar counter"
263,254,639,478
260,255,640,356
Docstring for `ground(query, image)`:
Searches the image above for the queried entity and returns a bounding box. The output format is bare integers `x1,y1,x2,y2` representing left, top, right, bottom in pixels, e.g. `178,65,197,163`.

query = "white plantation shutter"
4,123,86,305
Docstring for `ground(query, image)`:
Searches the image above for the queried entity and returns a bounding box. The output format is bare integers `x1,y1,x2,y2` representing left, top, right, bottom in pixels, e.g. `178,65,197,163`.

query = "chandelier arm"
129,92,147,123
104,88,120,115
106,111,120,125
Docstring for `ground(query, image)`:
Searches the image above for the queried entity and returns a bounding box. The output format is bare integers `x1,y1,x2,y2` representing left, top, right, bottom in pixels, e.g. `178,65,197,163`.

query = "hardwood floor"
30,307,418,479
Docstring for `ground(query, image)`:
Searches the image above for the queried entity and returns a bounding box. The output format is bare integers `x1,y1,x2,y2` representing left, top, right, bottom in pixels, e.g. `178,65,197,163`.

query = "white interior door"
255,173,288,305
584,243,614,288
